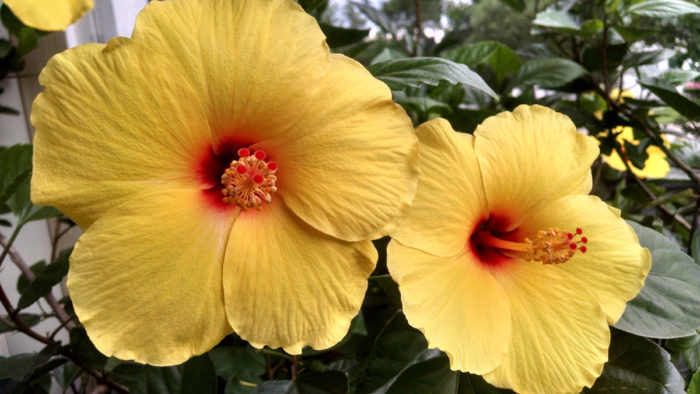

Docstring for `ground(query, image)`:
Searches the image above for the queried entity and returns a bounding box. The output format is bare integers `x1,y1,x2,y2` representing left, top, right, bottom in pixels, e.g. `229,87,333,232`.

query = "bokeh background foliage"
1,0,700,392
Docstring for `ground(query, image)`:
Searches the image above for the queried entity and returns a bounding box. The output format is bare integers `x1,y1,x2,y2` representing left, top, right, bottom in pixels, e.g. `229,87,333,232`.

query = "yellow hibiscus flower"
600,89,670,178
387,105,650,393
30,0,418,366
3,0,93,31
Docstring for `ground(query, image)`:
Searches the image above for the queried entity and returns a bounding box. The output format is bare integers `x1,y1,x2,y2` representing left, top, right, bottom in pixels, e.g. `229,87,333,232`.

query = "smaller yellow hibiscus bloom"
4,0,93,31
388,105,651,393
600,89,670,178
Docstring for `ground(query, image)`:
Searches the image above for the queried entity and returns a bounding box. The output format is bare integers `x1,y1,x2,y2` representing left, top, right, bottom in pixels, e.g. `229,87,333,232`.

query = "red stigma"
254,150,266,160
569,243,577,249
576,228,583,235
566,233,573,239
252,174,264,184
267,162,278,171
579,246,587,253
581,237,588,244
235,165,247,174
237,148,250,157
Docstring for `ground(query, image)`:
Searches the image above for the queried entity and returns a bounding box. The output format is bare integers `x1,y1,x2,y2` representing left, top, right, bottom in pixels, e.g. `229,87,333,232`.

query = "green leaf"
533,11,581,32
209,346,265,382
297,0,327,13
16,27,38,57
67,327,107,370
613,26,656,42
666,332,700,371
641,82,700,121
111,363,183,394
0,144,32,207
689,368,700,394
622,50,667,69
179,355,217,394
16,248,71,310
1,5,24,35
444,41,520,81
692,230,700,266
615,222,700,338
17,260,46,294
623,139,650,170
252,372,348,394
585,329,685,393
371,348,449,393
396,96,452,119
367,57,497,98
496,0,525,12
319,24,368,49
628,0,700,18
0,354,39,380
514,58,587,88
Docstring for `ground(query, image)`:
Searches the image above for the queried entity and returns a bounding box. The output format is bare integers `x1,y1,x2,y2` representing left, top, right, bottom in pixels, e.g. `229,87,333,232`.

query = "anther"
580,246,587,253
581,237,588,244
221,148,278,210
576,228,583,234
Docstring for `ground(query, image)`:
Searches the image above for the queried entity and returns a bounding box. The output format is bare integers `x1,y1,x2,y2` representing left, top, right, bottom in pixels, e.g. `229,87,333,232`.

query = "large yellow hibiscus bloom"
387,105,650,393
30,0,418,366
3,0,93,31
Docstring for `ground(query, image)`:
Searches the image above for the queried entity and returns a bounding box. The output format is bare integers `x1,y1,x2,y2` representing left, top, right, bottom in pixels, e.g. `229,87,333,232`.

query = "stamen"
221,148,278,210
477,227,589,265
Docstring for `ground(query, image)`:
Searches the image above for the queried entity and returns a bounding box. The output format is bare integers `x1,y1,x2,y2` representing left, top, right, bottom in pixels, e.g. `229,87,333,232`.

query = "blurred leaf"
622,49,667,69
297,0,327,13
667,332,700,371
613,26,656,42
692,230,700,266
514,57,587,88
370,275,402,306
616,222,700,338
445,41,520,80
352,2,394,34
319,24,369,49
17,248,71,310
17,260,46,294
0,105,19,115
67,327,107,370
582,43,627,71
496,0,525,12
0,354,40,381
641,82,700,121
209,346,265,383
252,371,348,394
395,96,452,120
581,19,604,35
585,329,685,393
112,363,183,394
0,38,11,57
16,27,38,57
367,57,497,98
622,139,650,170
0,313,41,333
690,369,700,394
533,11,580,32
0,5,23,35
628,0,700,18
180,355,217,394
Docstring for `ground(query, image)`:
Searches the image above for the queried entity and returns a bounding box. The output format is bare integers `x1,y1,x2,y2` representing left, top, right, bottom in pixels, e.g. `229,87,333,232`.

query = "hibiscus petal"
67,188,232,366
388,118,487,256
4,0,93,31
222,201,376,353
130,0,330,140
484,262,609,393
523,195,651,323
31,40,212,229
265,54,418,242
474,105,598,228
387,240,511,374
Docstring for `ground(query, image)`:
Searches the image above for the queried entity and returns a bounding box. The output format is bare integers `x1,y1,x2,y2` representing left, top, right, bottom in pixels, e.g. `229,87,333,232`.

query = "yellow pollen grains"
221,148,278,210
524,227,588,264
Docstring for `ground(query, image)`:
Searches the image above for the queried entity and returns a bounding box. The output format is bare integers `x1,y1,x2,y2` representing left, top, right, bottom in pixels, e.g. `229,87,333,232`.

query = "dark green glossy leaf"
17,248,71,310
667,332,700,371
67,327,107,370
180,355,217,394
319,24,369,49
641,82,700,121
623,139,650,170
112,363,183,394
533,11,580,32
371,348,447,393
367,57,497,98
17,261,46,294
0,354,40,380
209,346,265,382
584,329,685,393
616,222,700,338
514,58,587,88
628,0,700,18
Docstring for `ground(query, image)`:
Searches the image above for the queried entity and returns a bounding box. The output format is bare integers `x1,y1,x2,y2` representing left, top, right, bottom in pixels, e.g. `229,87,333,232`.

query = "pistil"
221,148,278,210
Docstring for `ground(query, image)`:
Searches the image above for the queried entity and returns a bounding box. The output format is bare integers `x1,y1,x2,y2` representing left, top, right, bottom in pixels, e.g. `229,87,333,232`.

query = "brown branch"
614,146,692,230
